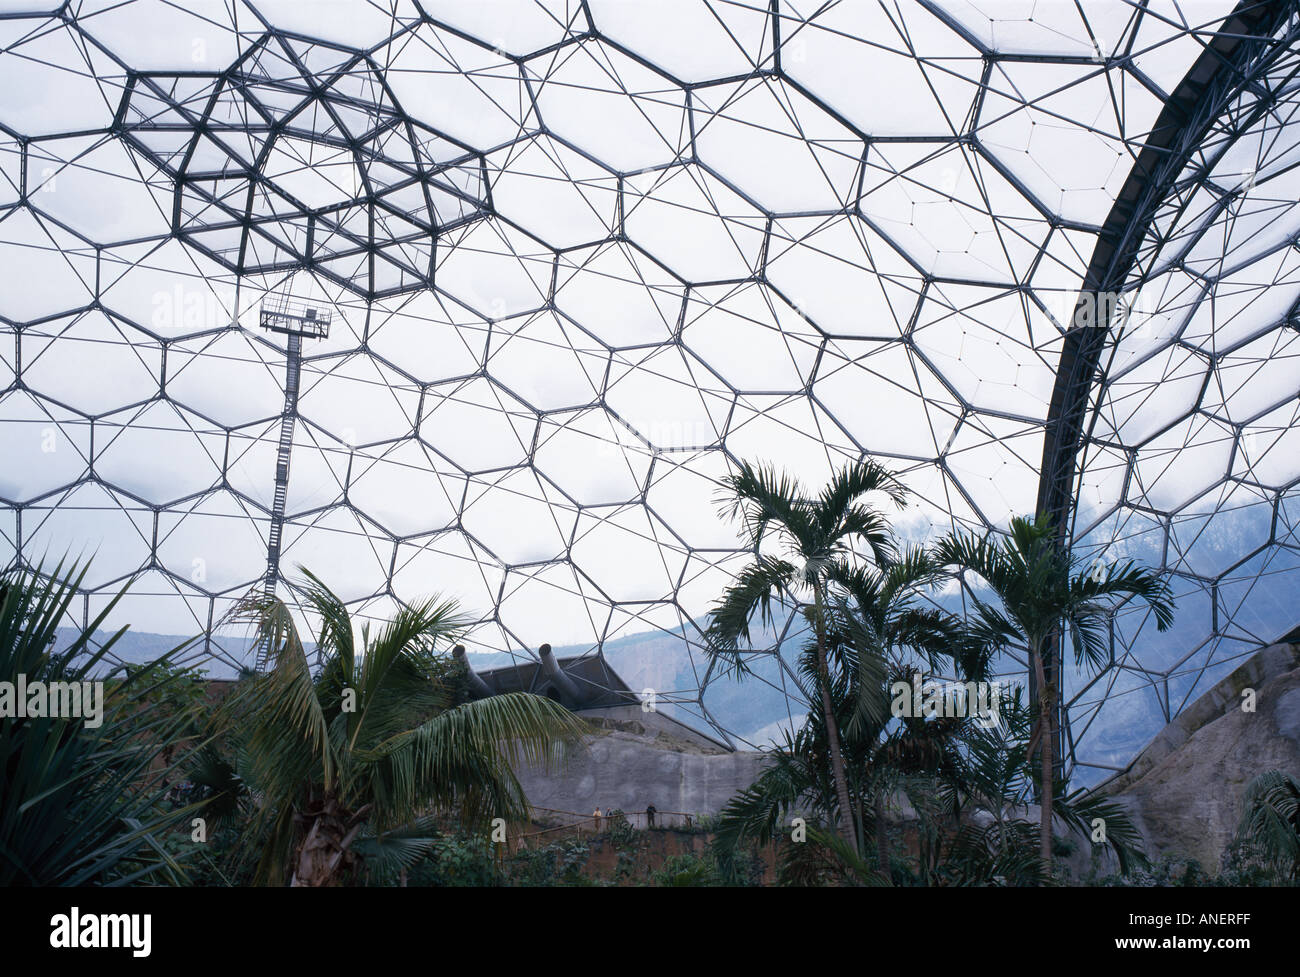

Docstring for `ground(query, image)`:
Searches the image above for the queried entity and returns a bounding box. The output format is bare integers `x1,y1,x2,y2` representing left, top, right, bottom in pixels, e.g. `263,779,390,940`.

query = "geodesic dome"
1,0,1297,779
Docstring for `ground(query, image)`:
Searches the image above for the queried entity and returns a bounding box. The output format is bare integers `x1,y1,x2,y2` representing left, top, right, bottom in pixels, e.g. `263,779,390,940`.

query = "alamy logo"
890,672,1001,729
0,674,104,728
49,908,151,957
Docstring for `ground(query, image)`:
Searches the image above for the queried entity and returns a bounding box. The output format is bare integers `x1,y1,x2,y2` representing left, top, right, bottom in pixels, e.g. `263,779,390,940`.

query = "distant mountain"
53,623,801,747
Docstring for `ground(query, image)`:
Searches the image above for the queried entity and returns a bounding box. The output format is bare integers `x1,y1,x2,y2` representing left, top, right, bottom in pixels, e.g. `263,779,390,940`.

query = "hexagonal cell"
1116,575,1214,676
0,209,96,322
1066,667,1166,777
692,77,864,213
78,0,244,70
485,310,608,411
643,451,737,551
166,330,284,428
419,377,537,473
385,25,530,151
1169,481,1274,580
602,604,703,700
222,420,347,516
20,311,161,417
487,135,619,249
1205,328,1300,426
276,507,394,602
527,38,688,173
979,63,1159,223
785,1,981,137
460,468,576,565
156,489,268,593
434,220,553,319
570,506,686,603
22,481,153,589
554,241,683,348
703,648,796,746
534,409,652,507
724,397,858,489
94,402,225,504
391,531,505,616
623,163,766,282
0,391,90,501
367,290,487,384
682,283,820,393
604,346,732,449
861,142,1050,285
1095,343,1210,446
587,0,771,83
297,353,420,447
1182,244,1300,352
1129,414,1235,513
913,286,1059,420
814,339,959,458
1217,544,1300,646
0,21,120,136
1237,400,1300,489
87,570,217,656
766,213,922,337
99,240,241,339
943,414,1042,526
27,136,171,242
497,562,605,649
347,439,465,538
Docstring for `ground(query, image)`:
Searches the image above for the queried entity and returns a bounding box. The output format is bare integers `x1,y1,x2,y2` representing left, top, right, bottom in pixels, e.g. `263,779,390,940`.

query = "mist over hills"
52,623,803,747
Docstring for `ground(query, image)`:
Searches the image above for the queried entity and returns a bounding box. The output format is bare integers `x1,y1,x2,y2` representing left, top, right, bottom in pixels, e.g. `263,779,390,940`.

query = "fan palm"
932,513,1173,872
216,568,586,886
704,458,906,848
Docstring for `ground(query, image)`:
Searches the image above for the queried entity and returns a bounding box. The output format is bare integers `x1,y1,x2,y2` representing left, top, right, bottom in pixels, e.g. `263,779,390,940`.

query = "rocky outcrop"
1096,642,1300,872
515,705,768,819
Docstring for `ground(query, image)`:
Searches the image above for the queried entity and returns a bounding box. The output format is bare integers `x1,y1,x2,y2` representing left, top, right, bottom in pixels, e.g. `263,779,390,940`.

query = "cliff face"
1098,643,1300,872
514,706,769,819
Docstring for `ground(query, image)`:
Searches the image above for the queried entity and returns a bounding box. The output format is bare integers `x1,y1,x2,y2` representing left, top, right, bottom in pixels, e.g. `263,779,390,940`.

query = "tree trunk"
1038,677,1055,876
874,792,890,879
812,581,857,853
290,792,368,887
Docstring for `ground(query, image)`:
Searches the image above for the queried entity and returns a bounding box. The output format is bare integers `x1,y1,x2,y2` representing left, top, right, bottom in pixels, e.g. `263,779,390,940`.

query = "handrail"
506,805,701,851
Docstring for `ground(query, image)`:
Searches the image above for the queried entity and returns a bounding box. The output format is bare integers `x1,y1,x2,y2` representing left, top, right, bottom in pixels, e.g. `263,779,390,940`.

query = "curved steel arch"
1035,0,1298,780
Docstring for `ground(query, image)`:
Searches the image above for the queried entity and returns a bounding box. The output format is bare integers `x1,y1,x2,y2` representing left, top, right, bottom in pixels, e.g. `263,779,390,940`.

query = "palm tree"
704,459,906,849
216,568,585,886
829,547,990,872
932,513,1173,872
1234,770,1300,881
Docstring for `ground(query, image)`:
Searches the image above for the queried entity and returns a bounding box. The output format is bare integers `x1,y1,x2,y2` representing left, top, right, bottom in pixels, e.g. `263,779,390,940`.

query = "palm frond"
703,556,797,671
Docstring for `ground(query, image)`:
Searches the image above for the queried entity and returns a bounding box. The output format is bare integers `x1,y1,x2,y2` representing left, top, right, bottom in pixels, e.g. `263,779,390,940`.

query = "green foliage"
605,808,637,848
209,567,587,885
507,836,592,886
1233,770,1300,881
653,852,723,886
932,513,1173,871
406,832,500,887
0,560,203,886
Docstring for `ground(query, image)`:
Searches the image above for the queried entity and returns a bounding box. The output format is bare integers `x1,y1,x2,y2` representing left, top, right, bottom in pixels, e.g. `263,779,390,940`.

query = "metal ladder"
264,331,302,595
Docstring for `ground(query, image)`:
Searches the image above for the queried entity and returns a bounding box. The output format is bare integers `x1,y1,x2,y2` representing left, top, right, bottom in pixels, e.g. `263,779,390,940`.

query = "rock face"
515,706,768,819
1097,642,1300,872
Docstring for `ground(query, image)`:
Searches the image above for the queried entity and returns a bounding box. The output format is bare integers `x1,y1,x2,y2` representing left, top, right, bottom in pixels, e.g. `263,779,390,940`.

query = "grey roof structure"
1,0,1297,782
